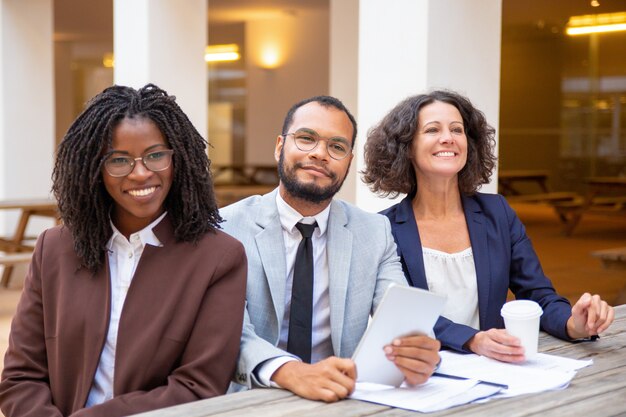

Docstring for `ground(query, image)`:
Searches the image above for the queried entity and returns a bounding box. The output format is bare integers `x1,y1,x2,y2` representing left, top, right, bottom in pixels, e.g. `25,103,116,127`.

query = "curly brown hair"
362,90,496,198
52,84,221,273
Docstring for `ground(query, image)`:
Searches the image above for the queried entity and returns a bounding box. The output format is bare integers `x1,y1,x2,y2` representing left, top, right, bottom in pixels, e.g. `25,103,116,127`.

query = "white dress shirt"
422,246,480,329
256,193,332,386
85,212,166,407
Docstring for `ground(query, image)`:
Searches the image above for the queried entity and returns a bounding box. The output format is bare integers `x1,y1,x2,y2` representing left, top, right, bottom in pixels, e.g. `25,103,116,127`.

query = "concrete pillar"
0,0,55,234
113,0,207,135
338,0,502,211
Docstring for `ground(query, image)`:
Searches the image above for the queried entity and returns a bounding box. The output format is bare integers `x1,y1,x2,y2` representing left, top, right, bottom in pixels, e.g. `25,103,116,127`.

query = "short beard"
278,148,348,204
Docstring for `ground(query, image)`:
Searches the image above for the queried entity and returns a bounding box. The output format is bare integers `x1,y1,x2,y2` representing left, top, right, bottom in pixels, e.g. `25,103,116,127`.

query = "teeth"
128,186,156,197
435,152,455,157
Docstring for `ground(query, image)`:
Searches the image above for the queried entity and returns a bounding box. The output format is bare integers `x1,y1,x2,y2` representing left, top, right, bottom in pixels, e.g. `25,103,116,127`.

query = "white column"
352,0,501,212
0,0,55,233
113,0,207,136
330,0,359,203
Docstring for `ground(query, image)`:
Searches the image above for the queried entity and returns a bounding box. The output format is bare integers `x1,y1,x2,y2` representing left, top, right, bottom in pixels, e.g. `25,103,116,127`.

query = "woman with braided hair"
0,84,247,417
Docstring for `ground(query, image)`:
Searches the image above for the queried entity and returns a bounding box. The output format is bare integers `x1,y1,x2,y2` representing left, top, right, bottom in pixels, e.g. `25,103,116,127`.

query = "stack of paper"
350,351,592,412
437,351,592,398
351,377,501,413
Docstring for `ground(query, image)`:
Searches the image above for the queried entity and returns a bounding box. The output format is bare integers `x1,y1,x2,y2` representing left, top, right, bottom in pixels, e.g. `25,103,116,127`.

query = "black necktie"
287,222,317,363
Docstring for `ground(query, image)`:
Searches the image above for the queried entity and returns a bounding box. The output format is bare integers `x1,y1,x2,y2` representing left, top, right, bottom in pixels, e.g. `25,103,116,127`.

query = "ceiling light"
566,12,626,35
205,44,240,63
102,53,115,68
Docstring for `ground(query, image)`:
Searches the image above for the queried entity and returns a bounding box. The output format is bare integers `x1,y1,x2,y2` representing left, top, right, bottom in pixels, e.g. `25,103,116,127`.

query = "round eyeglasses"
283,130,352,160
103,149,174,177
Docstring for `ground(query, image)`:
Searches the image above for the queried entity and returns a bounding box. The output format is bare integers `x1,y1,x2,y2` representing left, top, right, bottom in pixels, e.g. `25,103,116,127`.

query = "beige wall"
245,10,330,165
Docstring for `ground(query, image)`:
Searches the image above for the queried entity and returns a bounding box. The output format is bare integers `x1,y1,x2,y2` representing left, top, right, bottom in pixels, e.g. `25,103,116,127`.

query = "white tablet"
352,284,446,386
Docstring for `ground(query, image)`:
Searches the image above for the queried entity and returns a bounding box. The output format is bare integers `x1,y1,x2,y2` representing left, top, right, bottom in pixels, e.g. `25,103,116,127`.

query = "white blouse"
422,246,480,330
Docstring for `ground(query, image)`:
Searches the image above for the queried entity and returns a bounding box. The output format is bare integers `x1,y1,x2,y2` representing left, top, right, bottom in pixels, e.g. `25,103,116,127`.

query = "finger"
487,340,525,357
586,295,601,331
315,386,343,403
393,335,441,351
332,358,357,380
588,301,609,333
597,305,615,334
488,329,522,346
327,367,356,395
389,345,440,368
393,356,434,385
572,292,591,316
486,350,526,363
321,378,353,400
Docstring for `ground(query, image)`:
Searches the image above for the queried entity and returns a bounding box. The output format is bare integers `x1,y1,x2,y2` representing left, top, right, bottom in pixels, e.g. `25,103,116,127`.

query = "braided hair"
52,84,221,272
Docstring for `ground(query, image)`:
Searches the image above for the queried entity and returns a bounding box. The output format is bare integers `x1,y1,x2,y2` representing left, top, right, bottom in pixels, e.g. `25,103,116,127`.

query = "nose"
127,157,153,179
439,128,455,144
308,139,330,161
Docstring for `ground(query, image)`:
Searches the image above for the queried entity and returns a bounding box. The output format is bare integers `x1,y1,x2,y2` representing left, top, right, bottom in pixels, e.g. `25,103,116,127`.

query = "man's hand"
567,292,614,339
466,329,525,363
270,357,356,402
383,335,440,385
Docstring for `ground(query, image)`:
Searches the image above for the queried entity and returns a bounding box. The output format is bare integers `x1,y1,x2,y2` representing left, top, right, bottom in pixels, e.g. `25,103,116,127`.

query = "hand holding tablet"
352,284,446,386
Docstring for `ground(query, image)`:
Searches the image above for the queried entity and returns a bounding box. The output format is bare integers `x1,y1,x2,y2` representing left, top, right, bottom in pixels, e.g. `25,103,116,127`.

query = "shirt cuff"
255,356,299,388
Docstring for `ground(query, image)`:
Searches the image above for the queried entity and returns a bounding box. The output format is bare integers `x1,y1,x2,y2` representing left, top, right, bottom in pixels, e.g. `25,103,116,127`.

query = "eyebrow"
422,120,464,127
295,128,350,144
107,143,169,155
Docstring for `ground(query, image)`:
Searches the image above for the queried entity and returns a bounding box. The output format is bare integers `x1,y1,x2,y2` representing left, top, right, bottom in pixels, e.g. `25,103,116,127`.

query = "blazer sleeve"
433,317,479,353
71,240,248,417
0,230,64,417
500,196,572,340
233,307,298,389
371,216,409,313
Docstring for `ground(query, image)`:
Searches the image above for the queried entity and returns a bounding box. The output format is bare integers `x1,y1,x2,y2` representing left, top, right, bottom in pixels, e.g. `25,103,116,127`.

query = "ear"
274,135,284,162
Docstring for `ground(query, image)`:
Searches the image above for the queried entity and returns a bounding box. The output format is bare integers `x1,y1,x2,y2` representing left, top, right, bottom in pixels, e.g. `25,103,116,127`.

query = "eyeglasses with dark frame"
103,149,174,177
283,129,352,160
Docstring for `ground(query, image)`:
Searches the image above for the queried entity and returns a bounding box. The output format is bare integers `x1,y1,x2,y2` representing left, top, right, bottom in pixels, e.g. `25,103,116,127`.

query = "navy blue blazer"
381,192,572,352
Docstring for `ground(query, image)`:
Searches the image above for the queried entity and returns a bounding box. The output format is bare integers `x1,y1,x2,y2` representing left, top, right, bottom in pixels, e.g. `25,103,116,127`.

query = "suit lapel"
462,195,491,330
75,253,110,408
326,200,352,356
392,196,428,289
254,191,288,326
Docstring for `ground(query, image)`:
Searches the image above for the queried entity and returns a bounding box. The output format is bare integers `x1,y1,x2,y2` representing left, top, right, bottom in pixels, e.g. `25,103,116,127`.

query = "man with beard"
220,96,441,402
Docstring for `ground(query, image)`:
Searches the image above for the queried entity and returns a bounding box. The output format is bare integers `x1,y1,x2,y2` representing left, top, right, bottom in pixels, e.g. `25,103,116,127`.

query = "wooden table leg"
1,210,32,288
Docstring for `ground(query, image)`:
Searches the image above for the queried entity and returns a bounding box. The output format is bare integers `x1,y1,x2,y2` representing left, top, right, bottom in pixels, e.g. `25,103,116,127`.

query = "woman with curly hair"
363,90,613,362
0,84,247,417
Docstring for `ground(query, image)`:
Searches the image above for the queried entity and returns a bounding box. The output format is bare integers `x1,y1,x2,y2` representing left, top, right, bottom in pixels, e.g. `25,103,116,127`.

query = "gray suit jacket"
220,189,406,388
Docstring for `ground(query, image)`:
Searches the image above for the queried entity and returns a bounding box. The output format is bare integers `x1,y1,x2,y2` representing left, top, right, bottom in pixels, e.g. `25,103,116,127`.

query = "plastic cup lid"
500,300,543,319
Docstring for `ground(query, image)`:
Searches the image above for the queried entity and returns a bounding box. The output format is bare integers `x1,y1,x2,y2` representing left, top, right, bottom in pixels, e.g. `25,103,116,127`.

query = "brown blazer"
0,216,247,417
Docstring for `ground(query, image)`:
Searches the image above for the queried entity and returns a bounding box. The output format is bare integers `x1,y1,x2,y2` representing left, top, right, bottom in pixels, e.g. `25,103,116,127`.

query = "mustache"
294,162,336,179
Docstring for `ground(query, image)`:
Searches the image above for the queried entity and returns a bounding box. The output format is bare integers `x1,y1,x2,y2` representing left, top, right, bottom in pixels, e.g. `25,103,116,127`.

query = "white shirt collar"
275,192,330,236
107,211,167,250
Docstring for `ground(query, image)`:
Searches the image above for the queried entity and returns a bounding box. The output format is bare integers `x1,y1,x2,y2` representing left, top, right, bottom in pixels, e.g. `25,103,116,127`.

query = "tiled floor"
0,202,624,412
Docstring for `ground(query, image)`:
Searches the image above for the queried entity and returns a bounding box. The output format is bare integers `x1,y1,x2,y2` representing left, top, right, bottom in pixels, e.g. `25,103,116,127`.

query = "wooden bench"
552,196,626,235
0,252,34,287
214,184,276,208
591,247,626,270
506,191,580,204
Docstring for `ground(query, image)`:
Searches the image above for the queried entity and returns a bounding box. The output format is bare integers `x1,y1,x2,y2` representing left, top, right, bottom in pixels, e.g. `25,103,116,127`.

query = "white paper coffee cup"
500,300,543,359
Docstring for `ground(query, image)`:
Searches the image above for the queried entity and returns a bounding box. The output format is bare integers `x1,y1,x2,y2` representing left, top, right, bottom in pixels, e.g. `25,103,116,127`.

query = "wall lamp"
566,12,626,36
205,44,240,63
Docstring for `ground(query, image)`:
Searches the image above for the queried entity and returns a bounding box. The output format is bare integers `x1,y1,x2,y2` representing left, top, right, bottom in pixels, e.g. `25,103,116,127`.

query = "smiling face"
102,117,173,237
412,100,468,183
275,101,354,206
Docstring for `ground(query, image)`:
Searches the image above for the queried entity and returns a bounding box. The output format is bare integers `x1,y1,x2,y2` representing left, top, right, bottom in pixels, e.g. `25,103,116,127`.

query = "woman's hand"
567,293,614,339
466,329,525,363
